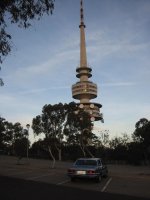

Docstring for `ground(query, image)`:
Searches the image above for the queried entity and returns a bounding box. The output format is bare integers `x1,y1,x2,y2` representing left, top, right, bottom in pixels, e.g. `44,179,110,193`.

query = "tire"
103,170,108,178
95,175,102,183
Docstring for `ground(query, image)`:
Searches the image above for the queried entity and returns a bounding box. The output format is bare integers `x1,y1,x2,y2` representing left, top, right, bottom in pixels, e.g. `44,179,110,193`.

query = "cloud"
100,82,137,87
85,17,150,63
3,42,79,89
87,34,149,61
0,94,15,103
18,86,70,95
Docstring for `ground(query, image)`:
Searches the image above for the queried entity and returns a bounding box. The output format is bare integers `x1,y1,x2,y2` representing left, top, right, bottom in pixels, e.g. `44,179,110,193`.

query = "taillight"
68,169,75,173
87,170,95,174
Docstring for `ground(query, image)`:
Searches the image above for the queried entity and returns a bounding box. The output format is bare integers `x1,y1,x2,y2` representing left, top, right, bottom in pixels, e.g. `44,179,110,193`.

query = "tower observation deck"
72,0,103,121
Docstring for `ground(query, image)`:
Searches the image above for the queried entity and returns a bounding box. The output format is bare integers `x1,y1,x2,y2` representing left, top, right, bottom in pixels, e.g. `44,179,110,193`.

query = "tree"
108,134,130,163
30,139,49,159
9,124,30,163
127,142,144,165
13,122,24,140
0,0,55,84
132,118,150,164
63,102,80,146
32,103,67,167
4,121,25,156
133,118,149,143
64,102,95,157
0,117,14,153
14,137,30,164
0,117,28,158
0,117,7,150
12,122,25,156
3,121,13,150
97,130,110,147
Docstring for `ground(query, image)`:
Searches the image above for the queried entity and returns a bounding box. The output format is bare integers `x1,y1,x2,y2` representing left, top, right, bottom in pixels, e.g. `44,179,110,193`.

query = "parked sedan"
67,158,108,182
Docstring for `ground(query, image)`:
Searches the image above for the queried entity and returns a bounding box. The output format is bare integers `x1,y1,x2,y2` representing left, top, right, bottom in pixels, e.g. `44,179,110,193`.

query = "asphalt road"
0,156,150,200
0,175,148,200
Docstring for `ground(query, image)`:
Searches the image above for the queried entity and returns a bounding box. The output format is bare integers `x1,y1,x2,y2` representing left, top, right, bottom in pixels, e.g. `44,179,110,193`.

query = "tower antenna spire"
80,0,85,27
79,0,87,69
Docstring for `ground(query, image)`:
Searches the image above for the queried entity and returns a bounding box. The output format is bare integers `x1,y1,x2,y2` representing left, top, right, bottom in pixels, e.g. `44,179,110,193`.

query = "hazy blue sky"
1,0,150,142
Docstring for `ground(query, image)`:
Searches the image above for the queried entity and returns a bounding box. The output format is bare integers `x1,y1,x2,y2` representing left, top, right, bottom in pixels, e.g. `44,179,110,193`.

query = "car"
67,157,108,182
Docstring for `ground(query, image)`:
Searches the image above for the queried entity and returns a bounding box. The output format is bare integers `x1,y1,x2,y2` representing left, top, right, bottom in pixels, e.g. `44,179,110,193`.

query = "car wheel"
103,170,108,178
103,173,108,178
95,175,102,183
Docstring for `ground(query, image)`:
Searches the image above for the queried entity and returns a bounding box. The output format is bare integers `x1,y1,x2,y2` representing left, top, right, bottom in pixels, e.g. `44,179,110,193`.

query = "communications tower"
72,0,103,121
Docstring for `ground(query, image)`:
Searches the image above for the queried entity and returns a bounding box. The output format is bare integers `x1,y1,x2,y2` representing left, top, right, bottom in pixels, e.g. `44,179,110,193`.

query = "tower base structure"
76,102,103,121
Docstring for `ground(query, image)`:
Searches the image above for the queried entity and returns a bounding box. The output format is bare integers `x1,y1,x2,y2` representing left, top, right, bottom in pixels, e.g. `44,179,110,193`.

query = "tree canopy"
32,102,94,162
0,116,29,158
133,118,150,145
32,103,68,164
1,113,150,165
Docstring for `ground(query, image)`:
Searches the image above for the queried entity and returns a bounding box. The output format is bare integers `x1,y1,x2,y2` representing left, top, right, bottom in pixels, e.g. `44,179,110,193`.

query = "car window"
75,160,97,166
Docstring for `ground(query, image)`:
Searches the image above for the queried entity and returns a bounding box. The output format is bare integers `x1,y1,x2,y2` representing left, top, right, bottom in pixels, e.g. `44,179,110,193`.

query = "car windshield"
75,159,97,166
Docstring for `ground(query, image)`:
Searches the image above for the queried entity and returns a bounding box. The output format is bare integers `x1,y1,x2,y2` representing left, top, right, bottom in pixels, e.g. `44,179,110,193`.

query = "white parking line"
101,177,112,192
57,179,70,185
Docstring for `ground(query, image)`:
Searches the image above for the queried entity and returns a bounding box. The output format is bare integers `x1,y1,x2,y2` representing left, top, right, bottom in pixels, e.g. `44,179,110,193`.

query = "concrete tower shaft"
72,0,103,121
80,0,87,73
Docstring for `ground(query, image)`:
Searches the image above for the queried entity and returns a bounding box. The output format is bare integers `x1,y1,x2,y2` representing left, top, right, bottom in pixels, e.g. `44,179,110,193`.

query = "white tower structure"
72,0,103,121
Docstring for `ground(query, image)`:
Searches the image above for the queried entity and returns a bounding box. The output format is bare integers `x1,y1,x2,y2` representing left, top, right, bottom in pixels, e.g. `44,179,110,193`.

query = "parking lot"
0,156,150,199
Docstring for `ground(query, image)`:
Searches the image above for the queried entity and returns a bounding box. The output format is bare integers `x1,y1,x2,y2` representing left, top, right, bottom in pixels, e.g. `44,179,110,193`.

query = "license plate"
76,170,86,175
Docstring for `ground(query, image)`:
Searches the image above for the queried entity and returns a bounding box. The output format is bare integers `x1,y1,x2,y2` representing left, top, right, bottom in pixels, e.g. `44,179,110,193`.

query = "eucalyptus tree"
13,122,24,139
0,117,14,152
3,121,13,151
32,103,67,167
30,139,48,158
132,118,150,164
1,121,25,156
0,117,8,150
64,102,96,157
109,133,131,162
12,122,28,160
5,121,28,160
0,117,28,159
133,118,150,144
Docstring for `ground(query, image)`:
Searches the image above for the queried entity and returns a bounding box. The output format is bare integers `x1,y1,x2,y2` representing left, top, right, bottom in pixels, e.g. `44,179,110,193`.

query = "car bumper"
67,173,100,179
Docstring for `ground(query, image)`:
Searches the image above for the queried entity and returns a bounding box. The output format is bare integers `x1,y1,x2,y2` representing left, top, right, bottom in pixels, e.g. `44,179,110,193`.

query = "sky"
0,0,150,142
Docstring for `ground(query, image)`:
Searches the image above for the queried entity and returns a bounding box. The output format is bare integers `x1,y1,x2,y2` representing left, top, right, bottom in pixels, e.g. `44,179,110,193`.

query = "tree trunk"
85,146,94,158
143,151,148,165
48,146,56,168
79,144,86,157
58,149,61,161
55,144,62,161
